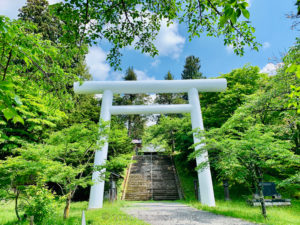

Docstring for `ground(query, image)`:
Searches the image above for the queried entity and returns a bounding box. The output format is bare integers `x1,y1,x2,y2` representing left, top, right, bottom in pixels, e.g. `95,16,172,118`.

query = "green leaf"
236,9,241,18
231,14,237,24
242,9,250,19
219,16,227,27
2,108,16,120
286,64,297,73
225,7,234,18
12,115,24,125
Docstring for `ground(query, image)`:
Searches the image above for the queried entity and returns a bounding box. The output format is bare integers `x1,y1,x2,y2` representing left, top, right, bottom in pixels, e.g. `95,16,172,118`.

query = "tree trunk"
257,180,267,218
256,166,267,219
223,179,230,201
128,116,132,137
15,189,20,221
30,216,34,225
63,196,72,219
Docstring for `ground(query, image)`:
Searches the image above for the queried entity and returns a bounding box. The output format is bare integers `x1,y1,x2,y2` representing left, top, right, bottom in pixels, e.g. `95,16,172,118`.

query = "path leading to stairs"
122,202,255,225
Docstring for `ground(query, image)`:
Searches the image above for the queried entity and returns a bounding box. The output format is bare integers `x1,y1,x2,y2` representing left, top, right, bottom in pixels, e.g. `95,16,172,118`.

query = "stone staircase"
123,154,181,201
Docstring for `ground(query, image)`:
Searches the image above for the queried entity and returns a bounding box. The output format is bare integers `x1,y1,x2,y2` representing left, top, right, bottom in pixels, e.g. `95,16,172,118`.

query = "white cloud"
48,0,62,4
263,42,271,49
154,19,185,59
151,59,160,67
260,63,283,76
134,69,155,80
226,44,234,54
86,47,110,81
86,48,155,81
111,71,124,81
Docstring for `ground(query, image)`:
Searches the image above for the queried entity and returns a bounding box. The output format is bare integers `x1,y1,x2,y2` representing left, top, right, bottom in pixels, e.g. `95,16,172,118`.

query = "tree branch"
2,49,12,81
206,0,252,43
121,0,135,33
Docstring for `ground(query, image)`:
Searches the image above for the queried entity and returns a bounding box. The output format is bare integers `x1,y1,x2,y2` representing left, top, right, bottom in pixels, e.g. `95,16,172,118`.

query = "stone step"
153,196,179,200
124,155,180,201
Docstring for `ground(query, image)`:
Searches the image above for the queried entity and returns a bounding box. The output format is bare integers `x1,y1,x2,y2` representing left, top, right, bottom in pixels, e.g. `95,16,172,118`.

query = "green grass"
189,199,300,225
0,201,148,225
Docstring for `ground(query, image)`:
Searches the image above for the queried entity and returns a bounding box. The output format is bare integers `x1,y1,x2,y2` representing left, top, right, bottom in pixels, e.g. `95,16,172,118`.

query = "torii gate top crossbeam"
74,79,226,94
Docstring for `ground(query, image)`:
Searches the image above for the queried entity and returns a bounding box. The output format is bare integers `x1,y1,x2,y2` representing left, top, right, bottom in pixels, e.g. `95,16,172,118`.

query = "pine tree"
124,67,137,81
181,55,204,79
120,67,147,139
156,71,174,105
18,0,62,43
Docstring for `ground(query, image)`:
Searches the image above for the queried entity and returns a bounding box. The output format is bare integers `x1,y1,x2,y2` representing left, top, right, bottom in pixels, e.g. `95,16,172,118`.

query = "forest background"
0,0,299,224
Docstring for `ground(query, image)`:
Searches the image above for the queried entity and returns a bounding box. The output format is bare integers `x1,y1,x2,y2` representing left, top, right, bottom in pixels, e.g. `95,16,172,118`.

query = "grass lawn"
0,200,148,225
189,199,300,225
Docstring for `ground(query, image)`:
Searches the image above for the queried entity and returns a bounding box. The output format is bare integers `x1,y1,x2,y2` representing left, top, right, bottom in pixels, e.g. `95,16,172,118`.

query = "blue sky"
0,0,299,81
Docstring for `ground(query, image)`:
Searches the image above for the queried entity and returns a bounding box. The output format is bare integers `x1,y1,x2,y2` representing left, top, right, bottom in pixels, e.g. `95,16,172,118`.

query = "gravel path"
122,202,255,225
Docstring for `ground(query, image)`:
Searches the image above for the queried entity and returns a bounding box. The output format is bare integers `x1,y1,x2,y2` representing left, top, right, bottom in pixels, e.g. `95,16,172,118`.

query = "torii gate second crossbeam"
74,79,227,209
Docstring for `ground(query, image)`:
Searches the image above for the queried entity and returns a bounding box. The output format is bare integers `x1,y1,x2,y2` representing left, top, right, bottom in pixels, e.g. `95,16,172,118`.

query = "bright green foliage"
43,123,105,218
109,122,134,158
201,65,266,128
198,123,296,188
54,0,259,69
64,94,100,125
105,153,132,177
194,112,298,217
284,38,300,113
0,16,76,123
0,78,66,160
0,16,74,94
191,46,300,215
144,115,195,169
0,145,62,221
199,55,298,189
21,183,57,225
181,56,204,80
0,123,106,221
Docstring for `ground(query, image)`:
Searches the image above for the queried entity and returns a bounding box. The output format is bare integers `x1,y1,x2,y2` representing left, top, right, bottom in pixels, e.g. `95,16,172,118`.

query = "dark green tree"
116,67,148,139
18,0,62,42
156,71,175,105
181,56,204,79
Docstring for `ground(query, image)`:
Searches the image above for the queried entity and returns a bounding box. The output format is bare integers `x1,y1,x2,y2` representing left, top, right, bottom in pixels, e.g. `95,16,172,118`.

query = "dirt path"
123,202,255,225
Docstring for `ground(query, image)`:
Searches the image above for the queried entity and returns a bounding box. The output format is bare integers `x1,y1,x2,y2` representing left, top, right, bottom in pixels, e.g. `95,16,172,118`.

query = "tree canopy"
53,0,259,69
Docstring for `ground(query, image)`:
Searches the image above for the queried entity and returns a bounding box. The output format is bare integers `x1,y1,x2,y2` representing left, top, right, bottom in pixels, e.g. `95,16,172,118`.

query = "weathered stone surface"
124,155,180,201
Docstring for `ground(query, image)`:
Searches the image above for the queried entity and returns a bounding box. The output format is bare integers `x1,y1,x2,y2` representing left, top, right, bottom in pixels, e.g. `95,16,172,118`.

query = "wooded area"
0,0,299,224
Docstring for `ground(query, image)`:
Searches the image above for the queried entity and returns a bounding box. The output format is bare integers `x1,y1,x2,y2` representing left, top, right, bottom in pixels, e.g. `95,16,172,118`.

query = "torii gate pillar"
189,88,215,205
74,79,227,209
88,90,113,209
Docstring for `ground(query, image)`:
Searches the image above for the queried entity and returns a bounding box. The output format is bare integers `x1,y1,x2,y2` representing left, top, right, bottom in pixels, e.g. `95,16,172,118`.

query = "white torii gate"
74,79,227,209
